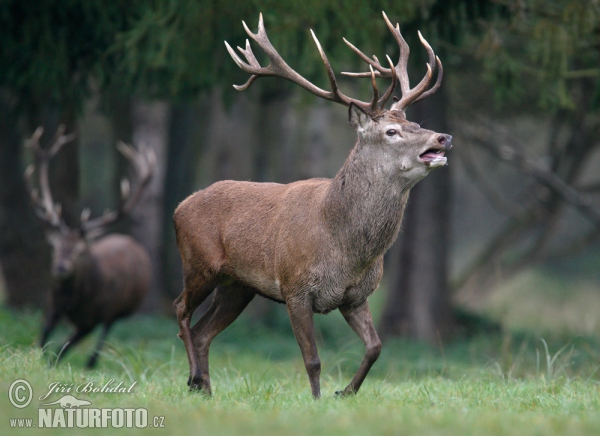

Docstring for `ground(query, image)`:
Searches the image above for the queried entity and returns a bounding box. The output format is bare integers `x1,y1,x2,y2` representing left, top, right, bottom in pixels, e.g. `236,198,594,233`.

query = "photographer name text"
39,379,137,401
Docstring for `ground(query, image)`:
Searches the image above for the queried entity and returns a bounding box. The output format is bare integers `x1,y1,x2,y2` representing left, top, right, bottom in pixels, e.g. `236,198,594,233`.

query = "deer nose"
437,134,452,150
54,264,69,277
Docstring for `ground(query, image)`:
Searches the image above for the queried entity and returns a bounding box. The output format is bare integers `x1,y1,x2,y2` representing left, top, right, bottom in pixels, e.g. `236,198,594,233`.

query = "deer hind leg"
190,283,256,395
174,273,217,393
337,301,381,396
86,322,113,369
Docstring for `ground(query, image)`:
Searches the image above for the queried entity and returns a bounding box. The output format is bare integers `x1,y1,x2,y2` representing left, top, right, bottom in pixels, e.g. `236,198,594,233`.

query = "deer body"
175,12,452,398
42,234,151,367
49,235,150,330
176,112,438,311
26,127,156,368
176,179,386,315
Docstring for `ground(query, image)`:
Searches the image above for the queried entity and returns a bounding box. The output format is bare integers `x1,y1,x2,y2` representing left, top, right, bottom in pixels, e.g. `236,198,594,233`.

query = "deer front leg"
40,307,61,349
286,297,321,398
337,301,381,396
56,327,94,364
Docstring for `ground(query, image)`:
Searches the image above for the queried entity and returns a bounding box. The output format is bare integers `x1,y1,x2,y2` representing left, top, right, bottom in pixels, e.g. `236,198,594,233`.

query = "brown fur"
41,233,151,368
173,105,452,397
25,129,155,369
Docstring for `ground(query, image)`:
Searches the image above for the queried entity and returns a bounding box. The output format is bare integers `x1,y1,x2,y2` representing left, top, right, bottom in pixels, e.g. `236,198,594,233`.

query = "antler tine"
368,66,379,112
24,164,51,223
309,29,355,107
227,39,261,91
48,126,76,158
25,126,74,230
412,55,443,105
310,28,388,111
225,13,378,112
391,63,433,112
342,12,442,112
341,38,386,77
388,27,440,112
27,126,45,152
377,55,398,109
81,142,156,235
339,56,396,110
381,11,411,97
417,30,436,74
119,142,156,215
225,13,332,99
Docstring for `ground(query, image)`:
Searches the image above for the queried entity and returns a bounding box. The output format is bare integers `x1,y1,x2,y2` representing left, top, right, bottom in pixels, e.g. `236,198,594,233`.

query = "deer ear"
348,104,372,133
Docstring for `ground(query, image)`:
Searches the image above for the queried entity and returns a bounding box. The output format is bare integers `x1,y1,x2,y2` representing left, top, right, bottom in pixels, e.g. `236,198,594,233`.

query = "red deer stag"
174,12,452,397
27,126,155,368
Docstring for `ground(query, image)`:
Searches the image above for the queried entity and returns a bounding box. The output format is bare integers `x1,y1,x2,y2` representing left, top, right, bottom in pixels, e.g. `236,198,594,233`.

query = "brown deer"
174,12,452,397
26,126,155,368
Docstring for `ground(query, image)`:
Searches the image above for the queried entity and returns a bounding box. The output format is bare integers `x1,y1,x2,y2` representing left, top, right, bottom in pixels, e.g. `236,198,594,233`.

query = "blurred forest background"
0,0,599,344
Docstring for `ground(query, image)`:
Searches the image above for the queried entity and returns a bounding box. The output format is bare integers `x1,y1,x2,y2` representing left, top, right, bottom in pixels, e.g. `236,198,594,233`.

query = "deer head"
25,126,156,278
225,11,450,183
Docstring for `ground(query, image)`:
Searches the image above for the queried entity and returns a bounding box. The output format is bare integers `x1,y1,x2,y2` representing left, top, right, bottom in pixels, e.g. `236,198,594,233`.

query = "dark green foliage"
2,1,596,110
104,0,503,99
0,0,138,110
472,0,600,111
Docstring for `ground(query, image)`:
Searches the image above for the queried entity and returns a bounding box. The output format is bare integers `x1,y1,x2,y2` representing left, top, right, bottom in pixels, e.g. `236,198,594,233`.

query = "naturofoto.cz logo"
8,379,165,429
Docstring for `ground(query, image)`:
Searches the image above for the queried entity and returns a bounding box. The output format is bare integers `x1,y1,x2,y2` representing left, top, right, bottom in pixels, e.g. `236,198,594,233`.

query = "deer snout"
54,265,67,276
437,134,452,150
53,263,70,278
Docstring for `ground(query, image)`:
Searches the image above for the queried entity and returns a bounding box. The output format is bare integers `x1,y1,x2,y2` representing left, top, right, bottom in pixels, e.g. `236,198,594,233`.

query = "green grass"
0,306,599,435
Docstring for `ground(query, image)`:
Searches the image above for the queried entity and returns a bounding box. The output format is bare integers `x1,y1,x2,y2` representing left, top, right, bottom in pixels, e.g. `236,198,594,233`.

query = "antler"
80,141,156,236
25,126,156,238
25,125,75,230
341,11,443,113
225,13,398,114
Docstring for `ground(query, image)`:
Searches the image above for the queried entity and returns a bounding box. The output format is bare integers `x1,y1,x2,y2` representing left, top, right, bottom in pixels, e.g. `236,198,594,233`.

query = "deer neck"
72,246,98,285
323,141,416,265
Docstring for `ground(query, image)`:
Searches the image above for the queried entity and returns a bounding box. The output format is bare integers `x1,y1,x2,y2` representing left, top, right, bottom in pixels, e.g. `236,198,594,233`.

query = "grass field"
1,296,599,435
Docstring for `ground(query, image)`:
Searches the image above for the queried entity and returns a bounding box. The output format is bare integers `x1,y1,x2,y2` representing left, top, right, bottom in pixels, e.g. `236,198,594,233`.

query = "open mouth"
419,148,447,167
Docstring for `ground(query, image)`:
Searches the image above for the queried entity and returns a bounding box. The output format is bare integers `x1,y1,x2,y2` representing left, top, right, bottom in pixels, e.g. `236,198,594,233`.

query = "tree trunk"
301,100,330,179
0,93,52,309
253,88,294,183
129,99,170,314
108,94,133,232
162,99,208,300
380,88,454,343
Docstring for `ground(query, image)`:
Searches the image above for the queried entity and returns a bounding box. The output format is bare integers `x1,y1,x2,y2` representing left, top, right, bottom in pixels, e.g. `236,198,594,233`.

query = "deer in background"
174,11,452,397
27,126,155,368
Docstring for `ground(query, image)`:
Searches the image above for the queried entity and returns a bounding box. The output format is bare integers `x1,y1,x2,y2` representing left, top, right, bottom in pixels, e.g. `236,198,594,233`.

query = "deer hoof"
334,389,355,397
187,376,211,395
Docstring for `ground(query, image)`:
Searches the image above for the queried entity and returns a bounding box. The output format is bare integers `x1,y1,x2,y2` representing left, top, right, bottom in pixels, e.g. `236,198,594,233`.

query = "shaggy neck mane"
322,140,412,267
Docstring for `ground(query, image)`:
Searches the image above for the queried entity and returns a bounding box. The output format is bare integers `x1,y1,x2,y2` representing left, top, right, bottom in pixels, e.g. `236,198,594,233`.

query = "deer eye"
386,129,397,137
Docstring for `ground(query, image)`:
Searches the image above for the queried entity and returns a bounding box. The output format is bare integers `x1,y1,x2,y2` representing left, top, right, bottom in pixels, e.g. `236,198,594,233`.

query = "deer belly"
311,289,345,314
231,268,283,301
